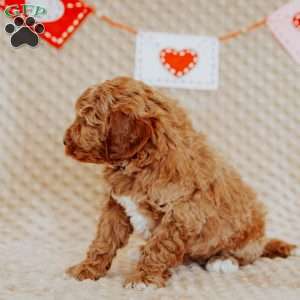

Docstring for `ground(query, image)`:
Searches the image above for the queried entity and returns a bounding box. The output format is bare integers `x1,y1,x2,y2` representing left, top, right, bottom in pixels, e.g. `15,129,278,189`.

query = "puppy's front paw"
124,271,167,289
66,261,106,281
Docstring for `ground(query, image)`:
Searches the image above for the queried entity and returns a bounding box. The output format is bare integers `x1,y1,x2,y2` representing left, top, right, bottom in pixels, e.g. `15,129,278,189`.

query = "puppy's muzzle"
63,130,75,155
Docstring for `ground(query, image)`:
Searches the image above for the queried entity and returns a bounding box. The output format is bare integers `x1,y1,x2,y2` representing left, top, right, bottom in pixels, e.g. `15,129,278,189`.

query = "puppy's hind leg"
67,196,133,281
206,238,266,273
206,238,265,273
210,238,298,273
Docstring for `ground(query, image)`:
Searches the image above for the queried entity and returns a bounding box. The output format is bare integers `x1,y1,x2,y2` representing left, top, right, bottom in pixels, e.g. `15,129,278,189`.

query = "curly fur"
64,77,296,288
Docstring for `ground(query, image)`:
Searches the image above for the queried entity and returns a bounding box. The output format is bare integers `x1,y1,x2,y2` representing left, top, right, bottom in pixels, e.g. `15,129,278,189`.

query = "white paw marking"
206,259,239,273
124,282,147,290
291,247,300,256
112,194,152,239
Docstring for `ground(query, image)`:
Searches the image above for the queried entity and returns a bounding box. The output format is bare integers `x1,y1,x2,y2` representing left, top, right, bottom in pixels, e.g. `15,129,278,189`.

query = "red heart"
160,48,198,77
293,12,300,29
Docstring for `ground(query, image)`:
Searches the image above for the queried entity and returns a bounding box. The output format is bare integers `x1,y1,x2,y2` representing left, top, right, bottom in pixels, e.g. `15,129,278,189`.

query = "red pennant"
1,0,93,48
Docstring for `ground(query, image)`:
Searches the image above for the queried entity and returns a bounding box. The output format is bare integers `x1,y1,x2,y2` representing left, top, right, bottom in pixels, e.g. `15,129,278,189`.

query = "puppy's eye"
84,116,101,128
77,104,93,116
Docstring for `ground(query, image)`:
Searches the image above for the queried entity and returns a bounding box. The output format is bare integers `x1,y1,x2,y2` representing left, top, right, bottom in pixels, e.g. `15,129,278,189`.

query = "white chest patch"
113,195,151,239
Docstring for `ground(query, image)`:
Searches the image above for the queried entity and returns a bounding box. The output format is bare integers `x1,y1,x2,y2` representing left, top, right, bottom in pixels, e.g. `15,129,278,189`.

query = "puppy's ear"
106,110,152,161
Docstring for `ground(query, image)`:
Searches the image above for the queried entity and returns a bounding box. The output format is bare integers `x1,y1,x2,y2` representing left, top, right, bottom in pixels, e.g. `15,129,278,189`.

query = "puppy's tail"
262,239,298,258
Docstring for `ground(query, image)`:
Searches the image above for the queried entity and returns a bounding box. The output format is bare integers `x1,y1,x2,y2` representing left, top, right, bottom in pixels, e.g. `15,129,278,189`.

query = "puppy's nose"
63,138,67,145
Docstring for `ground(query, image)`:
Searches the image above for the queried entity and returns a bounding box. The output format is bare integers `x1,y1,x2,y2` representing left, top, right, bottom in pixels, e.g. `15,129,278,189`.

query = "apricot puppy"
64,77,298,288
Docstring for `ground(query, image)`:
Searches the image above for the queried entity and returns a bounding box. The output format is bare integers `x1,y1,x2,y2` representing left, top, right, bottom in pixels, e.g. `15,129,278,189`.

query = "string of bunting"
92,1,299,90
1,0,299,90
97,14,268,44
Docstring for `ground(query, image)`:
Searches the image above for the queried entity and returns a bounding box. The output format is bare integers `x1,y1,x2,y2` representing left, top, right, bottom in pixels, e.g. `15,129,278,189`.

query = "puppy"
64,77,298,288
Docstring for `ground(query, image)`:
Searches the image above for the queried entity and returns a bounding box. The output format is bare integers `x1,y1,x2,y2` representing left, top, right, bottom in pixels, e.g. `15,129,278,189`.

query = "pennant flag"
268,0,300,64
1,0,93,48
135,32,219,90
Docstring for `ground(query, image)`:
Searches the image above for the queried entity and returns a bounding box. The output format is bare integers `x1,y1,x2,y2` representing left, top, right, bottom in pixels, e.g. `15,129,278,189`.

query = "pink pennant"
268,1,300,64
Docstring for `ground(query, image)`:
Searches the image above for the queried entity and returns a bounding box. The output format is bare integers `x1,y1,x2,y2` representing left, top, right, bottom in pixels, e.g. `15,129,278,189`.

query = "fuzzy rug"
1,231,300,300
2,229,300,300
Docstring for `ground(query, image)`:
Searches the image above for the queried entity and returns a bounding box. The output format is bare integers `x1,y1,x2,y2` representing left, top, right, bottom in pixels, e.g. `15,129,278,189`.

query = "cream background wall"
0,1,299,299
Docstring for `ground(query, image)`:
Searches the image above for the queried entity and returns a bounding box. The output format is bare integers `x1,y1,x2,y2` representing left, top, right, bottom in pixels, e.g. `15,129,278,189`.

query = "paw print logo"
5,16,45,48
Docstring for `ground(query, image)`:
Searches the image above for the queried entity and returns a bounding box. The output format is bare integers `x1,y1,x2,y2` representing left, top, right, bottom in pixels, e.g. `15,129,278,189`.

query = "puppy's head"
64,77,154,164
